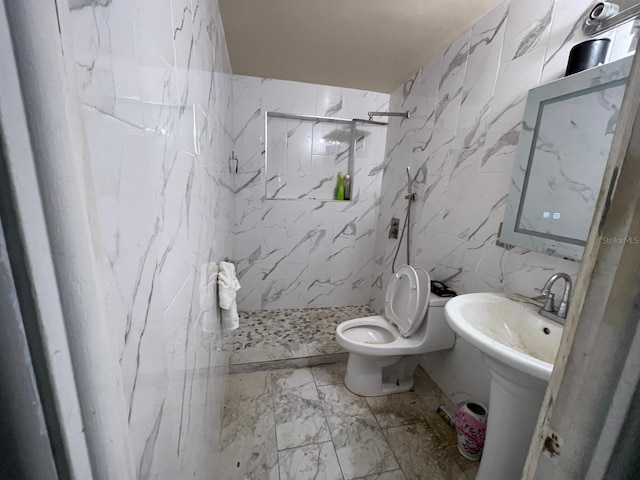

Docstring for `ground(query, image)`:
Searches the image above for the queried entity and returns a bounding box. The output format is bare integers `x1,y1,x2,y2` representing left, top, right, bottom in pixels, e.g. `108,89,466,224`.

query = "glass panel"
516,80,626,244
266,112,355,200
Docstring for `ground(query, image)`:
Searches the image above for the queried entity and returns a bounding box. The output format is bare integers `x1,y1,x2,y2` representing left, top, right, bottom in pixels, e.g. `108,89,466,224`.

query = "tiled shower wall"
68,0,234,477
370,0,638,404
232,76,389,310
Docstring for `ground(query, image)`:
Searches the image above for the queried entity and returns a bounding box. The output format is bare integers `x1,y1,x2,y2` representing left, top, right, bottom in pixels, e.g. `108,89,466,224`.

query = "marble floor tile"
411,368,459,445
357,470,407,480
218,371,278,480
412,368,451,409
223,370,273,401
221,364,464,480
366,392,425,428
278,441,343,480
443,444,480,479
272,368,331,449
421,404,459,447
230,343,310,365
384,422,464,480
318,384,399,479
311,362,347,387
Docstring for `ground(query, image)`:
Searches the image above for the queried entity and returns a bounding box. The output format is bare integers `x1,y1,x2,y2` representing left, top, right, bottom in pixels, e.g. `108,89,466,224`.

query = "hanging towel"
198,262,219,334
218,261,241,331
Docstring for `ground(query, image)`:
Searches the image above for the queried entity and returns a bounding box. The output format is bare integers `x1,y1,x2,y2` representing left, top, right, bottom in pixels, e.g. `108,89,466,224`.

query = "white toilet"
336,265,455,396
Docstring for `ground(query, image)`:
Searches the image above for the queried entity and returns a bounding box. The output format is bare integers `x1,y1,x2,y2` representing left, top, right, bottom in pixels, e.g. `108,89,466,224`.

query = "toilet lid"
384,265,430,337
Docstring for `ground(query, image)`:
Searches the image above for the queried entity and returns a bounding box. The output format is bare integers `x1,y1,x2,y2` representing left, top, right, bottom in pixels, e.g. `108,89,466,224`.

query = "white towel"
198,262,219,334
218,261,241,331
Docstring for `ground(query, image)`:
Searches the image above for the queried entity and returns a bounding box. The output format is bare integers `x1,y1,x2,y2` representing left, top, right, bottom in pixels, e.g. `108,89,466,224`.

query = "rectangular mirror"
502,55,632,260
265,111,360,200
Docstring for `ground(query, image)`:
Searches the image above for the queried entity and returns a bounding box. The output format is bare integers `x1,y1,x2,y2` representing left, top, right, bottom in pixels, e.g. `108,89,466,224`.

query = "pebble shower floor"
228,306,376,367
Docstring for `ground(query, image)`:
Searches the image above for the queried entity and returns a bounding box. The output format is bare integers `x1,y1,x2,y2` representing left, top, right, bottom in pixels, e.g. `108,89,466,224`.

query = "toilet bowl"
336,265,455,396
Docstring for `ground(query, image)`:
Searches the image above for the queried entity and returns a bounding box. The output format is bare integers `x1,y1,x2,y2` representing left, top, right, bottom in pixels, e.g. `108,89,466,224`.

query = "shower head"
352,118,388,126
406,167,413,194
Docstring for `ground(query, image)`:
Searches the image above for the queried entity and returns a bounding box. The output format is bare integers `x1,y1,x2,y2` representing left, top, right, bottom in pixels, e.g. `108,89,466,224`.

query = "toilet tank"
422,294,456,352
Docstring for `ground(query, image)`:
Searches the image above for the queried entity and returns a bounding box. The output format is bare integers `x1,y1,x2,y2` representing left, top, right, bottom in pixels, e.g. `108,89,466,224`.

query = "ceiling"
219,0,503,93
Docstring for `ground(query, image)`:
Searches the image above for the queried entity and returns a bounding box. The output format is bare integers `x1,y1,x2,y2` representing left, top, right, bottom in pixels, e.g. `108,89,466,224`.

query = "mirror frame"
502,55,633,261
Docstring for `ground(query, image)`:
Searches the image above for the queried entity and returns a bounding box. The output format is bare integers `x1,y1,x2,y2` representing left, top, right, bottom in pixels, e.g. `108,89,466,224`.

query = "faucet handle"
541,292,555,313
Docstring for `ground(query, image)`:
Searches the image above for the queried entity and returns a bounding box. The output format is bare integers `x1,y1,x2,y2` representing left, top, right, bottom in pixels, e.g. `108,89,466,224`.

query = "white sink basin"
445,292,562,381
445,292,564,480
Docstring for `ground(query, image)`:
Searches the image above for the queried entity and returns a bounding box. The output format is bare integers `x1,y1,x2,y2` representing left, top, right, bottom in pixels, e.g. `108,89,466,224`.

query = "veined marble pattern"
68,0,234,478
217,365,478,480
370,0,634,406
232,75,389,310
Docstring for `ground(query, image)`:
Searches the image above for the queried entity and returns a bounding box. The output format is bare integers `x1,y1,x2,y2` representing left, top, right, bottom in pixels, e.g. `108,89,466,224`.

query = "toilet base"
344,352,421,396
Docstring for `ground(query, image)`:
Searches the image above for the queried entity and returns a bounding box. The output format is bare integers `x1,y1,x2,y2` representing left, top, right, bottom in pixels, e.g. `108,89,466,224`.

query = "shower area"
230,75,401,370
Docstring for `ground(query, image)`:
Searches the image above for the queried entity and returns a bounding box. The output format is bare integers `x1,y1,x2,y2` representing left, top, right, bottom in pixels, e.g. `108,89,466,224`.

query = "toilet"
336,265,455,396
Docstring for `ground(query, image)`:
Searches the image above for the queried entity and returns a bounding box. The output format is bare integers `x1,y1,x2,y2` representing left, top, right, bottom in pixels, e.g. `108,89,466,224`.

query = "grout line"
275,439,334,454
361,391,407,478
268,370,282,480
313,373,347,480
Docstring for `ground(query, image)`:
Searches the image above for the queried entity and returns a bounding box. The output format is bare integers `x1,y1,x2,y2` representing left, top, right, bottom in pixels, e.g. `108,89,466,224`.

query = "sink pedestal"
444,293,562,479
476,356,547,480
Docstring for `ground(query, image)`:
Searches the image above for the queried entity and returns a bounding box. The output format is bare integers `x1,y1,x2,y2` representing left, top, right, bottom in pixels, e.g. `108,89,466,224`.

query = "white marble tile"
435,30,470,133
610,23,638,62
366,392,426,429
310,362,347,387
278,441,343,480
218,372,279,480
484,46,546,173
234,78,389,309
384,422,467,480
271,368,331,449
358,471,407,480
502,0,554,64
318,384,399,479
456,2,507,149
541,0,614,84
69,0,235,476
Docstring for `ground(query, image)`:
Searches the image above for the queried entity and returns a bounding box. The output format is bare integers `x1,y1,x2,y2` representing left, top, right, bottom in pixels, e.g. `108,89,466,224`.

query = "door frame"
523,50,640,479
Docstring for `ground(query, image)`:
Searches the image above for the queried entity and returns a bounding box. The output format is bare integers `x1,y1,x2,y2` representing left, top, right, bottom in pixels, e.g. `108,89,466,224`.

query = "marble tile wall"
370,0,638,405
68,0,234,478
232,76,390,310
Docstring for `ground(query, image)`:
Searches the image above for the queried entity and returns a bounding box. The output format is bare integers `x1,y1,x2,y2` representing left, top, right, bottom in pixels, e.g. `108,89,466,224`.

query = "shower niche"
265,111,367,200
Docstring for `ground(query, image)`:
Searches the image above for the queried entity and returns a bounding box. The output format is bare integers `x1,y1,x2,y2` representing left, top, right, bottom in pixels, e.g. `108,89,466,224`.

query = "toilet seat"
336,315,431,356
335,266,453,396
385,265,430,337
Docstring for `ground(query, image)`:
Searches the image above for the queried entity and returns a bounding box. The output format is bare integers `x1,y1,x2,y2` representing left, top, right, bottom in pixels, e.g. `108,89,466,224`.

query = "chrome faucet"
535,273,572,324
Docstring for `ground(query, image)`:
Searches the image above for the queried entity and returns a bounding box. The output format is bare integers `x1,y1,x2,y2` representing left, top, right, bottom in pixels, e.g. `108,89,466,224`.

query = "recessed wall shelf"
265,111,361,201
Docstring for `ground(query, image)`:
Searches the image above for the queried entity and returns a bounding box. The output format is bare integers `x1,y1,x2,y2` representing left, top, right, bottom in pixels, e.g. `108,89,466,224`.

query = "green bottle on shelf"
336,172,345,200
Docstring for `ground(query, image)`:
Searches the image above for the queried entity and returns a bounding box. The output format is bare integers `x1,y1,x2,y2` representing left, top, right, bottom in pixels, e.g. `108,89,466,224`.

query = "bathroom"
2,0,640,479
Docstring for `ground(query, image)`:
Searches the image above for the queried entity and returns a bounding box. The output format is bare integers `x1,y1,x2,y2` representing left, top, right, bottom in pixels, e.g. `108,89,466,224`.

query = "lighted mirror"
501,55,632,261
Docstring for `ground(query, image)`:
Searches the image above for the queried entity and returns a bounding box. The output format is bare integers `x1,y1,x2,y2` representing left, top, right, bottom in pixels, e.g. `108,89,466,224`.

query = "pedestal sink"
444,292,563,480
